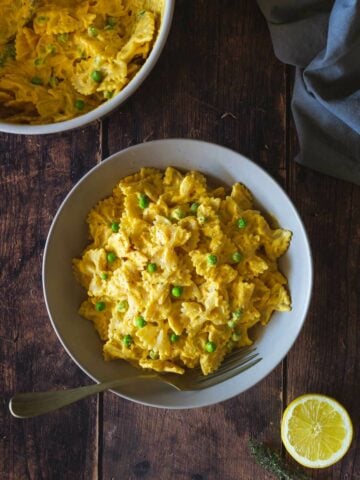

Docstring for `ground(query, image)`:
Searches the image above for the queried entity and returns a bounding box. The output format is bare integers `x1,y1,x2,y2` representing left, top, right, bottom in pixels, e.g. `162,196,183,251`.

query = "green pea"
169,332,180,343
100,272,108,280
134,315,147,328
88,25,98,37
232,251,242,263
34,57,43,66
198,216,207,224
117,300,128,312
138,193,150,209
123,334,133,347
110,221,119,233
208,254,217,266
227,319,237,329
205,341,216,353
74,99,85,110
171,286,183,298
104,90,114,99
172,208,185,220
237,217,247,229
91,70,102,82
95,301,105,312
31,76,42,85
147,262,157,273
149,349,159,360
232,309,243,319
107,251,117,263
190,202,200,213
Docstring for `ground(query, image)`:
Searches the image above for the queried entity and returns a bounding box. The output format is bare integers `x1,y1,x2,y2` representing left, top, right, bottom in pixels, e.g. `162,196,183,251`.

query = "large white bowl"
0,1,175,135
43,139,313,409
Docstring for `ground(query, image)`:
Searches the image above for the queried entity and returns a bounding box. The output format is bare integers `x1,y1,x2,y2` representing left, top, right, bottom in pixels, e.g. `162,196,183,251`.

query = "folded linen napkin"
257,0,360,185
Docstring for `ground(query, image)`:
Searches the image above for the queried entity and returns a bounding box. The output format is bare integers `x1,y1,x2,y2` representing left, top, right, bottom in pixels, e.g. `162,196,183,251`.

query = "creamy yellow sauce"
0,0,163,124
73,167,292,375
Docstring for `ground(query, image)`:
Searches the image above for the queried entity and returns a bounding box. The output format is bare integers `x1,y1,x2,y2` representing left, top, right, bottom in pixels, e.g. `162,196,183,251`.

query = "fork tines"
194,347,262,389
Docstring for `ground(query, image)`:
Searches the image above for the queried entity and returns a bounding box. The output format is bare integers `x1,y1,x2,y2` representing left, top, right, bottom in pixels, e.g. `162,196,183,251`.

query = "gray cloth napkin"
257,0,360,185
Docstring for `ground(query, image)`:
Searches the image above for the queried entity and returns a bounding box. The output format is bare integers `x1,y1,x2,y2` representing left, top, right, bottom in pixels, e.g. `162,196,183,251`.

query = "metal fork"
9,347,261,418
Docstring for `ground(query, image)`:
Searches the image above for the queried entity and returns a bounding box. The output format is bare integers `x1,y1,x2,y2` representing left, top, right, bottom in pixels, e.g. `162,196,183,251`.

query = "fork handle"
9,376,150,419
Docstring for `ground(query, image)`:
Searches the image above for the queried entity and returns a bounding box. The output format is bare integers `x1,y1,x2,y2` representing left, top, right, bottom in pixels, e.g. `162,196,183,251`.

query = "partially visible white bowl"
43,139,313,409
0,1,175,135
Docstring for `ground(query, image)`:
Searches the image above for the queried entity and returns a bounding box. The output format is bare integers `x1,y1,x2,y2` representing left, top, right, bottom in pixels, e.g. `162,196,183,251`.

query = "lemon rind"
281,393,353,469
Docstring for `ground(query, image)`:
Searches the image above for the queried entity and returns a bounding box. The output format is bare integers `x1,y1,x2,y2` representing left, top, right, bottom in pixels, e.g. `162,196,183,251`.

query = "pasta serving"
73,167,292,375
0,0,163,124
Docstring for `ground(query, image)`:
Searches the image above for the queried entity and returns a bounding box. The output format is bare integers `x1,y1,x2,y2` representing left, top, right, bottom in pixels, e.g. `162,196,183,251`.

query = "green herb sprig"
248,440,311,480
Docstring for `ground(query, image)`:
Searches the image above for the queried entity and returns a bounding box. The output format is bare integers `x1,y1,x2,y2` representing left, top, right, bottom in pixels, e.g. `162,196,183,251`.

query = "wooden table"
1,1,359,479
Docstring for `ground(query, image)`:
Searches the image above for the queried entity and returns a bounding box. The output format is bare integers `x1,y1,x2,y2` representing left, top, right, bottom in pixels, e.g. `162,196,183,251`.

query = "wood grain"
285,127,360,479
105,0,287,180
0,127,101,479
1,0,359,478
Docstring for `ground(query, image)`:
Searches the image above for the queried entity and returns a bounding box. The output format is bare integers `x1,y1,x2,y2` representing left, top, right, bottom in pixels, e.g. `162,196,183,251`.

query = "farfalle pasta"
73,167,292,375
0,0,163,124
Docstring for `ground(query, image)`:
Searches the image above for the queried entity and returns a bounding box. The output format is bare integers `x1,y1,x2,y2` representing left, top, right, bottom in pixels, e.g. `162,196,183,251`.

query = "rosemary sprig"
248,439,311,480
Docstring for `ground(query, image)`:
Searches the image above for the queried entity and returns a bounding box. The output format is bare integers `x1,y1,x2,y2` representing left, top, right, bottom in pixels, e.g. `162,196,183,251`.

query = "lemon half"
281,394,353,469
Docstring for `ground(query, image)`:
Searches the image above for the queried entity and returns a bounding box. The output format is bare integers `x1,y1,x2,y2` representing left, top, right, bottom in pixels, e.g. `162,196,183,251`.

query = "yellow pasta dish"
73,167,292,375
0,0,163,124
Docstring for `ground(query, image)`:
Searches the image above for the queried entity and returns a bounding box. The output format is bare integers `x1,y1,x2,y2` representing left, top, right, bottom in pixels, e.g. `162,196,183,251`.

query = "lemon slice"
281,394,353,468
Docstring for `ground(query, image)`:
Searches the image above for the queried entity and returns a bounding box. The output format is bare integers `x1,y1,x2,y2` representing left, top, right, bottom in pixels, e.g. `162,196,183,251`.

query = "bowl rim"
0,0,176,135
42,138,314,409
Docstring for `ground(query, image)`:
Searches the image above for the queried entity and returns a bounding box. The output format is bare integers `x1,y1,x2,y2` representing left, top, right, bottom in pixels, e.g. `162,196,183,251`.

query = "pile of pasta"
73,167,292,375
0,0,163,124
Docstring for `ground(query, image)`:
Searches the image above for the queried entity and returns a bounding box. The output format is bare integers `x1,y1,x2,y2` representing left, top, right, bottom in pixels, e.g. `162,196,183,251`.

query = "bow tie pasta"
73,167,292,376
0,0,163,124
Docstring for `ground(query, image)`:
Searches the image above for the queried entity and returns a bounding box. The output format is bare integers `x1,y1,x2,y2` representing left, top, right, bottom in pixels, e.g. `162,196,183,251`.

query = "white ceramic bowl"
0,1,175,135
43,139,313,409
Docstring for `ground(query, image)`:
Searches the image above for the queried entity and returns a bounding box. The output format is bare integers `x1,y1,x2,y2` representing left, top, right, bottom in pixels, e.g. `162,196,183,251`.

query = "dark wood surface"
1,1,359,479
